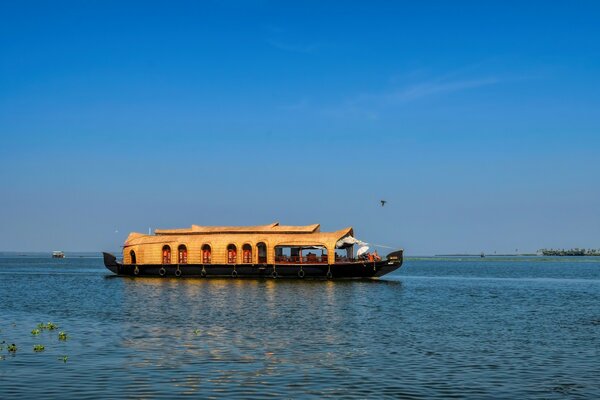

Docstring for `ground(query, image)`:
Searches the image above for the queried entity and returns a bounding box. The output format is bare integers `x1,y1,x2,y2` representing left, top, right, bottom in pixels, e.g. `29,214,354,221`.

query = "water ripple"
1,257,600,398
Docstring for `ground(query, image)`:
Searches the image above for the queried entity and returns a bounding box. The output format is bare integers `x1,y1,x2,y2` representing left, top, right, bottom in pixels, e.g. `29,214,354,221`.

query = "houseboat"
52,251,65,259
102,222,403,279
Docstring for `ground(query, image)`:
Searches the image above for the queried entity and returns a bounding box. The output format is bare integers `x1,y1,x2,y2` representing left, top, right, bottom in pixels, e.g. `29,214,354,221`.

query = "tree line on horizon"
539,248,600,256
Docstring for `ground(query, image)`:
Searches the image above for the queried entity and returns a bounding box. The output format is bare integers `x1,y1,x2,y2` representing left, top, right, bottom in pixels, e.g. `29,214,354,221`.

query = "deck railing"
274,256,374,264
275,255,328,264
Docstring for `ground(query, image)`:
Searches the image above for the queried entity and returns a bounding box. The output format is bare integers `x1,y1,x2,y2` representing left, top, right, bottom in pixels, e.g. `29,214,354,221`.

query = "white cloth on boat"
336,236,367,248
357,246,370,256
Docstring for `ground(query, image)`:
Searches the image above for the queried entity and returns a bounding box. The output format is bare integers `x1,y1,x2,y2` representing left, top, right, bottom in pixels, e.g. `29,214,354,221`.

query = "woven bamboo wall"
122,227,353,265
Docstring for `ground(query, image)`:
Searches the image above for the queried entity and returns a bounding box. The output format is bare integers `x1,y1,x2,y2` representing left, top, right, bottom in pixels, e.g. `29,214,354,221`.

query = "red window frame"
162,246,171,264
178,245,187,264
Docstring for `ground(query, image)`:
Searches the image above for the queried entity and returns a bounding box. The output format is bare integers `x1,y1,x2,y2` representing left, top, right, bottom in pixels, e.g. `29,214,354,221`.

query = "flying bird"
380,200,387,207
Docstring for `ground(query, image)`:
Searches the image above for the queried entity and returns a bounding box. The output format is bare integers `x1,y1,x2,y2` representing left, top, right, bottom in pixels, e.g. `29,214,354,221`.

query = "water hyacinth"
58,355,68,363
7,344,17,353
31,329,41,335
46,322,58,331
58,331,68,341
193,329,202,335
33,345,45,352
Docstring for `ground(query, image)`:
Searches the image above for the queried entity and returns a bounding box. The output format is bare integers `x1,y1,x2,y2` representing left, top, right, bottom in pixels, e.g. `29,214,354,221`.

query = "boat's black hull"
102,251,403,279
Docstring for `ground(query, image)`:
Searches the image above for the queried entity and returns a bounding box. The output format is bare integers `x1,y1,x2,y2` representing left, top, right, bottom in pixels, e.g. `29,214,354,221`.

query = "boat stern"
102,252,121,275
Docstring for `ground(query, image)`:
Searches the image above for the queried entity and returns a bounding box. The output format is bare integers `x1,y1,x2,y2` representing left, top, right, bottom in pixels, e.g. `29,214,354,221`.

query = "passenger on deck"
373,250,381,261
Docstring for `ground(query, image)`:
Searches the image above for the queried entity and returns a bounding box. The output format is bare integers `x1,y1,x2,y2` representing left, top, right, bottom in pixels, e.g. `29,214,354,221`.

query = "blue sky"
1,1,599,254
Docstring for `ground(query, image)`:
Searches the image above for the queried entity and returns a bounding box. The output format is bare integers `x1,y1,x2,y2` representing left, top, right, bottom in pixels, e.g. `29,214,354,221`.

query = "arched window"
257,242,267,263
227,244,237,264
130,250,137,264
202,244,211,264
178,244,187,264
242,244,252,263
162,245,171,264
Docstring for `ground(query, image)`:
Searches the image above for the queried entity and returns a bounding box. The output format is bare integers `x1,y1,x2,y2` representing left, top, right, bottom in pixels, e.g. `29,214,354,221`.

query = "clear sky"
1,1,599,255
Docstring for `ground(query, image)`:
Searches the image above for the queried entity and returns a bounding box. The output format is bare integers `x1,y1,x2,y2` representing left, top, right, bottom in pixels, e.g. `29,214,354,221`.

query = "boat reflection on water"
115,276,404,395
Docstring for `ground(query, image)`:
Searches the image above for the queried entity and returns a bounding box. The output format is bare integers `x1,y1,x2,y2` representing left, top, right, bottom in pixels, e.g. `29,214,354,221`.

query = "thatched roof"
154,222,320,235
124,223,353,248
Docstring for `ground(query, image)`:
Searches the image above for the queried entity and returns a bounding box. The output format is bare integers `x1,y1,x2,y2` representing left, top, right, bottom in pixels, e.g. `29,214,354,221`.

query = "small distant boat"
480,252,485,258
52,251,65,259
102,222,404,279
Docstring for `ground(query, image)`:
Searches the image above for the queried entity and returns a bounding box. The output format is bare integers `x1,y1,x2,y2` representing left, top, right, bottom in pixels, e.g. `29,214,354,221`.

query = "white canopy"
335,235,368,249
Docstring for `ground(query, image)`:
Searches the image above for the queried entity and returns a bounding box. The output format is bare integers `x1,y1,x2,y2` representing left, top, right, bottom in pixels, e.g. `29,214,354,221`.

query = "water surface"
1,255,599,398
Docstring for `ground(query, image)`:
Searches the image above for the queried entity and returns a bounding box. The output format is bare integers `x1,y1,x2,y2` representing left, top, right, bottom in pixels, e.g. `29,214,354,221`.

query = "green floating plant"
33,344,45,352
58,355,68,363
7,344,17,353
193,329,202,336
31,329,41,335
46,322,58,331
58,331,68,341
37,322,45,330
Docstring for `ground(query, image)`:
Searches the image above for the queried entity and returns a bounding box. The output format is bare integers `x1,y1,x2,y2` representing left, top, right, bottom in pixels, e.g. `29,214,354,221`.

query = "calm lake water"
1,255,599,399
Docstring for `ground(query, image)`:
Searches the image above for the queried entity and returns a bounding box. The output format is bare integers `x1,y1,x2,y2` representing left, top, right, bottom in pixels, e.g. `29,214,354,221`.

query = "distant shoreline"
435,253,600,257
0,251,113,258
435,254,538,257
